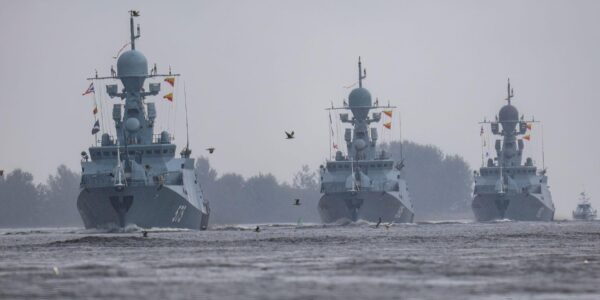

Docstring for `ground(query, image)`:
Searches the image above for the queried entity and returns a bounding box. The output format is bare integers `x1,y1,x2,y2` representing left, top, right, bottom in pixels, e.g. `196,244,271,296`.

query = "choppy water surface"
1,221,599,300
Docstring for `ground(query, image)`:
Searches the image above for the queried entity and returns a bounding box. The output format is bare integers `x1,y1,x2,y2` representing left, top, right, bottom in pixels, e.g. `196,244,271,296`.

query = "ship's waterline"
319,191,413,223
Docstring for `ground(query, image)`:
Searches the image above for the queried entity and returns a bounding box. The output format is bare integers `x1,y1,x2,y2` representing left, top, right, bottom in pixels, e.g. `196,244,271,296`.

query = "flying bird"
375,217,382,228
142,231,148,238
294,199,301,206
255,226,261,233
285,131,295,139
206,147,215,154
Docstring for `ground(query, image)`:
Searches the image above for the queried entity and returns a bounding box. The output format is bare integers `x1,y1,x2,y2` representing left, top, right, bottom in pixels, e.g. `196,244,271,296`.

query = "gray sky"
1,0,599,218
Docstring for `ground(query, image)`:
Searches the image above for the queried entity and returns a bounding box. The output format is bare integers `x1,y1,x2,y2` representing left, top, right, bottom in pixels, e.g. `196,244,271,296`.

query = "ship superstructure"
472,80,554,221
572,192,597,220
318,58,414,223
77,11,209,230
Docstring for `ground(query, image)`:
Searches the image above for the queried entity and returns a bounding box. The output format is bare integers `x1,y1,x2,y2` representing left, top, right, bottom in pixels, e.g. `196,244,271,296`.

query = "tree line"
0,140,473,227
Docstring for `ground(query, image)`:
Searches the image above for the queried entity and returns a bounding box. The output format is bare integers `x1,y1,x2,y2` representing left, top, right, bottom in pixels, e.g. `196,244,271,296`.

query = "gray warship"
77,11,210,230
472,80,554,221
318,58,414,223
572,192,597,220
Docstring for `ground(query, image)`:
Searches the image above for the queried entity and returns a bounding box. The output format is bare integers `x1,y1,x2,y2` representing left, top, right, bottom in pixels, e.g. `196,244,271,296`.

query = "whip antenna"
184,82,190,150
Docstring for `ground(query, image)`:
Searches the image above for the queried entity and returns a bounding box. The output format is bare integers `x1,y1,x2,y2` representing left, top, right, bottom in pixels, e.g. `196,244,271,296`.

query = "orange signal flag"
383,122,392,129
163,93,173,102
93,106,98,115
523,134,531,141
383,110,393,118
164,77,175,87
527,123,533,130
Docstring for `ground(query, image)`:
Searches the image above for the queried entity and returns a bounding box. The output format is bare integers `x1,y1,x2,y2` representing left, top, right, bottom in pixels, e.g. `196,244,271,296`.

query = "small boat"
572,192,597,221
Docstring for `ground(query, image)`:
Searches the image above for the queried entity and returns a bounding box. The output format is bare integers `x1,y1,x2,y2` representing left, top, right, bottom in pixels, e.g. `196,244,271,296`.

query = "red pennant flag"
527,123,532,130
164,77,175,87
163,93,173,102
93,106,98,115
383,122,392,129
523,134,531,141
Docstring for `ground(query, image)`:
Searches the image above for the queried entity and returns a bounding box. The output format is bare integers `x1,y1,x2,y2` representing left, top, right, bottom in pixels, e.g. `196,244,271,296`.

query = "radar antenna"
505,78,514,104
129,10,141,50
358,57,367,88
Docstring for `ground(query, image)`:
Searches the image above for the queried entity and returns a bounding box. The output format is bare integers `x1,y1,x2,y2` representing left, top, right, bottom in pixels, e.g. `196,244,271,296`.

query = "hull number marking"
172,205,187,223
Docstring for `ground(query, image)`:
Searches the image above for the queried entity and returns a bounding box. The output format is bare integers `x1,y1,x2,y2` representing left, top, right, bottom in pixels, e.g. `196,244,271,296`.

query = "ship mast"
129,10,141,50
505,78,514,105
358,57,366,88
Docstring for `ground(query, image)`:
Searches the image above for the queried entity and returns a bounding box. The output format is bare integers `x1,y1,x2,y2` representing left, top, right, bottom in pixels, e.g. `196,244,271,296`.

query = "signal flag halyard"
523,134,531,141
82,83,95,96
163,93,173,102
383,110,393,118
383,122,392,129
527,123,533,130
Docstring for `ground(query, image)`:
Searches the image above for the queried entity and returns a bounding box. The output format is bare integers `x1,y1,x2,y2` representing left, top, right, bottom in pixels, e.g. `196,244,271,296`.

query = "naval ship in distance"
472,79,554,221
77,11,210,230
318,58,414,224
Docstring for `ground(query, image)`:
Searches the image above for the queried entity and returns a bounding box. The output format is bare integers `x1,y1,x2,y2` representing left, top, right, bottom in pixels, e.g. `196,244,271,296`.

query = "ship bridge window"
103,151,109,156
127,109,139,117
163,149,168,154
112,151,117,156
154,149,160,154
146,150,152,155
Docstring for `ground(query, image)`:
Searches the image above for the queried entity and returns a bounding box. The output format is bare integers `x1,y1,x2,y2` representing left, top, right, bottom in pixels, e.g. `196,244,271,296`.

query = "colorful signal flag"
164,77,175,87
82,83,94,96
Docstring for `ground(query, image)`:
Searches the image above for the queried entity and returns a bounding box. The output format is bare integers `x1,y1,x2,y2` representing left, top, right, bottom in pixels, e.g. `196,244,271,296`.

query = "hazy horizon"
1,0,599,218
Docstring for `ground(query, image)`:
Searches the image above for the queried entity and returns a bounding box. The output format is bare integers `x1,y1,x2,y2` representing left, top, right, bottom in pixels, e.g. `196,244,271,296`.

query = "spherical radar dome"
348,87,372,108
117,50,148,77
125,117,141,132
499,104,519,122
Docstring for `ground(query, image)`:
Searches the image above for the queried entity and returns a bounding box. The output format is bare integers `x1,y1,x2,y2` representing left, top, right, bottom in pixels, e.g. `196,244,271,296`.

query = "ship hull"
472,193,554,221
77,185,209,230
572,213,597,221
318,191,414,223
